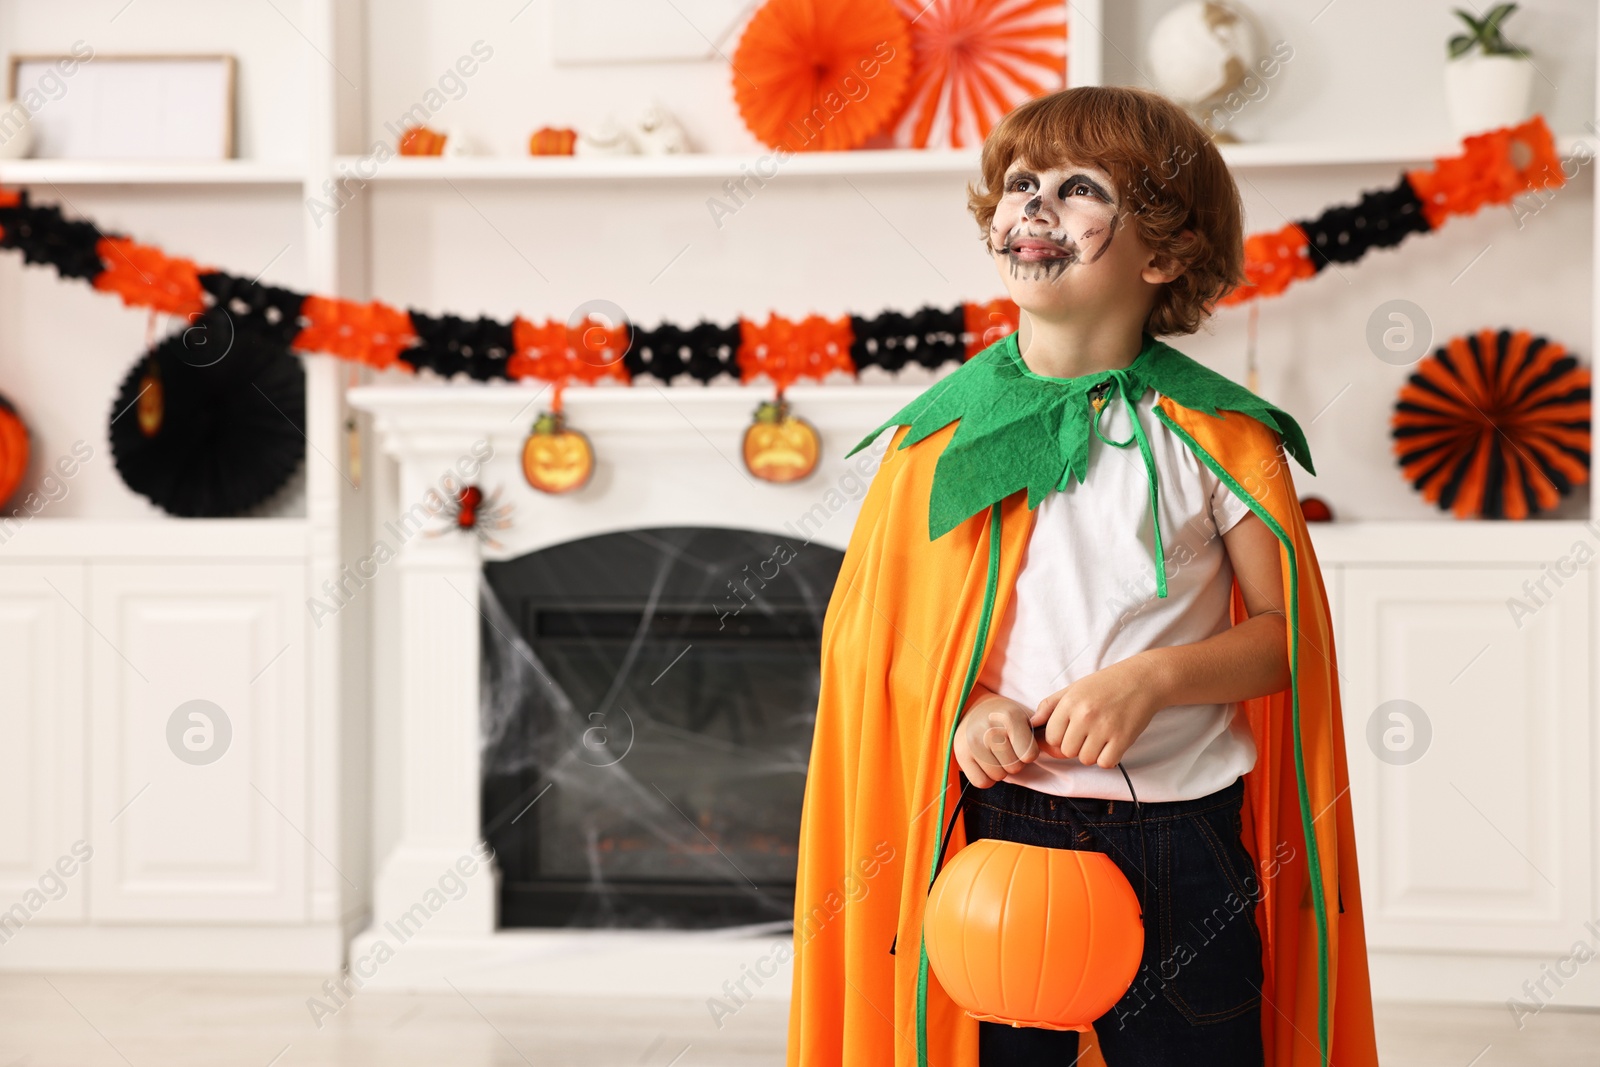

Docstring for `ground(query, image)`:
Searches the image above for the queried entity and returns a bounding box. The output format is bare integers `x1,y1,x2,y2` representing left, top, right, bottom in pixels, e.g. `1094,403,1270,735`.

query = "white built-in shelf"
0,517,310,558
0,133,1580,191
332,134,1593,185
337,148,982,181
0,159,305,187
1223,133,1590,168
1306,517,1591,564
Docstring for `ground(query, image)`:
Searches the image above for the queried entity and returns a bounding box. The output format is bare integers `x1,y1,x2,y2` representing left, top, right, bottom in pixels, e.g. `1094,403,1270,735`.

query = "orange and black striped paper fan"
1391,328,1591,519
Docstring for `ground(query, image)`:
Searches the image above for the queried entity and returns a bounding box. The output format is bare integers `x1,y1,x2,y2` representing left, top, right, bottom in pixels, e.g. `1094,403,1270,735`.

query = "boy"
787,87,1378,1067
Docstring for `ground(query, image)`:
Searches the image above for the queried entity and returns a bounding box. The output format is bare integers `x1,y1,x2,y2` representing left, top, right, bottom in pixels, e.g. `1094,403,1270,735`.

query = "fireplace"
346,380,921,992
479,526,843,928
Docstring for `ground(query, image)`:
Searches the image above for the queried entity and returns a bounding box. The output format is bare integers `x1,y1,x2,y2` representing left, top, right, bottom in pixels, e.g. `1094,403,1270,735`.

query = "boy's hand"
953,690,1040,788
1032,654,1167,769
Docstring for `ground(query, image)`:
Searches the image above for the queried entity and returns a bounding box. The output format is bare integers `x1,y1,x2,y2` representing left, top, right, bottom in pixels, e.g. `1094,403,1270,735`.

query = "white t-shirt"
975,384,1258,802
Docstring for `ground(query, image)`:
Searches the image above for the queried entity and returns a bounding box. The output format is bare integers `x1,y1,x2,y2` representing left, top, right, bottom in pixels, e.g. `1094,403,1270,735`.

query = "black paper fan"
110,311,307,517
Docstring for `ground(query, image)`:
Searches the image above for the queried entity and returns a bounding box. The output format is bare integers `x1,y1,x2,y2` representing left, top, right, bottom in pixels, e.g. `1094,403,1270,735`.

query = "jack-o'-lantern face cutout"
743,399,819,483
522,411,594,494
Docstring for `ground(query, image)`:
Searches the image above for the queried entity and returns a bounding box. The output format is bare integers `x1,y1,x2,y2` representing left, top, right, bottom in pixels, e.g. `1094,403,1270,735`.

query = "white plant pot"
1444,53,1535,138
0,101,34,160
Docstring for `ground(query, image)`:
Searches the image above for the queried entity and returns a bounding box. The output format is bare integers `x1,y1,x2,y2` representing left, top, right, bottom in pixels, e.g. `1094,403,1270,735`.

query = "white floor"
0,975,1595,1066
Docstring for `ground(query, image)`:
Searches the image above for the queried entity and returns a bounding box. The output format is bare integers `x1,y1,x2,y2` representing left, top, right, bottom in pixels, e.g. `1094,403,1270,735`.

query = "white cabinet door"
0,564,87,922
88,563,309,922
1340,564,1590,956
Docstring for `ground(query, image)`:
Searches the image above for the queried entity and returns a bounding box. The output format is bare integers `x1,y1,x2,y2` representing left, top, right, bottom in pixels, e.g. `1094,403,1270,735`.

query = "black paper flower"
406,312,515,381
198,272,308,346
0,193,109,280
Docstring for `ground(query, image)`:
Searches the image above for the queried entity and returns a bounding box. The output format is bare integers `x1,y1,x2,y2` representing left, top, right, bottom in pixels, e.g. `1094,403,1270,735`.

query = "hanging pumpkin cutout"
923,838,1144,1032
137,356,164,437
0,392,30,510
742,397,819,483
521,410,594,494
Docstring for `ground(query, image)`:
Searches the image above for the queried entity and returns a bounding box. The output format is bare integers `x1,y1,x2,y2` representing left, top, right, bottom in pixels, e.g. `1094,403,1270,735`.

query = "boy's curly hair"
967,86,1246,337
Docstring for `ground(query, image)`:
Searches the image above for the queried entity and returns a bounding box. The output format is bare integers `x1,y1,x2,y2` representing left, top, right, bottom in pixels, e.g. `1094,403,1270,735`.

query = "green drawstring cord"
1092,369,1168,599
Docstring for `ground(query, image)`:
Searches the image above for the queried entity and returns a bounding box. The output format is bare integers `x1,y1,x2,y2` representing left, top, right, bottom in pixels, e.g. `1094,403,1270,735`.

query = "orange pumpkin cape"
786,330,1379,1067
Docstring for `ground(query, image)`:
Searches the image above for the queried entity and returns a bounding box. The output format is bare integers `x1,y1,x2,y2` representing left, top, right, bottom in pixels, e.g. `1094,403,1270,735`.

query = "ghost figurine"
632,100,692,155
574,116,640,156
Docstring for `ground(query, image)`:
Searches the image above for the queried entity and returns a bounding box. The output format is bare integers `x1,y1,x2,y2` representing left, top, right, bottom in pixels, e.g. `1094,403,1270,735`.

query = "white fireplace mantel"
345,379,923,994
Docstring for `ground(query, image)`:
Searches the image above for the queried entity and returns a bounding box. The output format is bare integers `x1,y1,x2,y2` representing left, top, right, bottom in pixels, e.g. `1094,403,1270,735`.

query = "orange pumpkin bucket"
923,837,1145,1032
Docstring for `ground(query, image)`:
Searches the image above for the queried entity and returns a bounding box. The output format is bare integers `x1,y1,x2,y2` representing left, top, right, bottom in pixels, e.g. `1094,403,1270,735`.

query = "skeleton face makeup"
988,159,1122,283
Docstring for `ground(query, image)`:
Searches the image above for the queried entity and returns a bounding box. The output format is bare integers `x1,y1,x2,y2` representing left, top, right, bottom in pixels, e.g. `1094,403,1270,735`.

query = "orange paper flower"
962,298,1019,357
731,0,911,152
293,296,417,369
508,316,631,408
1218,223,1317,307
1406,114,1566,229
92,236,207,317
737,313,854,393
886,0,1068,149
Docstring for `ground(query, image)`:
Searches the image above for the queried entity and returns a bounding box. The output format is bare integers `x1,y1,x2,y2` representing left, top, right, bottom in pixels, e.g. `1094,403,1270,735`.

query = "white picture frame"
8,53,236,160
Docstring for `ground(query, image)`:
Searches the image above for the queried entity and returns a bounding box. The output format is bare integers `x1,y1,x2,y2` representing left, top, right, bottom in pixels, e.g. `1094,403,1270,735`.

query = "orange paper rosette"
92,236,207,317
962,297,1020,357
293,296,417,370
731,0,911,152
737,313,854,394
1218,222,1317,307
1406,116,1566,229
508,316,631,408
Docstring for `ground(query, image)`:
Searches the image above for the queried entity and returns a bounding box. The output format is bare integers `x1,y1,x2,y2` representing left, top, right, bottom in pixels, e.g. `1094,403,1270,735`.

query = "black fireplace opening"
480,526,844,929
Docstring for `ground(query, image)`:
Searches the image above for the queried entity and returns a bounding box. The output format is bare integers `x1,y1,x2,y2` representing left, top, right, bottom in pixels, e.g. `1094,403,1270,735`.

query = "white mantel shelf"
332,134,1592,184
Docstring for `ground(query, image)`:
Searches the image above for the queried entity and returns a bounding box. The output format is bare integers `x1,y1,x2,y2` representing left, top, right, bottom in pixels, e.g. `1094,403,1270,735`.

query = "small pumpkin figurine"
521,410,594,494
398,126,448,156
0,392,28,509
528,127,578,156
742,397,819,483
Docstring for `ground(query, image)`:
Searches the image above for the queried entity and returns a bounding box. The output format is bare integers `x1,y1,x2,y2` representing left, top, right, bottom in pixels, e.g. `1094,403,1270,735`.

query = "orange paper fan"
886,0,1067,149
1391,328,1591,519
731,0,911,153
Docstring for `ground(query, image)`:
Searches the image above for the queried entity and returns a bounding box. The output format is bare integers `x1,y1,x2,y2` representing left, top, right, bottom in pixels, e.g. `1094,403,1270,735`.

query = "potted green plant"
1444,4,1534,137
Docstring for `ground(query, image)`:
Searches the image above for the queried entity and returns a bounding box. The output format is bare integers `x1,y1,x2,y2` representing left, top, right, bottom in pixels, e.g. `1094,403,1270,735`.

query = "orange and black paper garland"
0,115,1570,515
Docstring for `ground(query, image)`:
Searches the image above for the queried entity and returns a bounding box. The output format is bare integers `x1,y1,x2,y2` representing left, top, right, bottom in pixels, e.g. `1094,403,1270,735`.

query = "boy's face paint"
988,158,1122,283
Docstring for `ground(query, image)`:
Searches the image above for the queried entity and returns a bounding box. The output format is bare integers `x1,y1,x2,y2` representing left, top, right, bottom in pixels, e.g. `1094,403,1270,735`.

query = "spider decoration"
430,482,513,547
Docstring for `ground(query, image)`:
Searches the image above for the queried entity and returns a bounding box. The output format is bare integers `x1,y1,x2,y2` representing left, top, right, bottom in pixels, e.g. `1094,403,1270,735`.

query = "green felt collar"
846,328,1314,542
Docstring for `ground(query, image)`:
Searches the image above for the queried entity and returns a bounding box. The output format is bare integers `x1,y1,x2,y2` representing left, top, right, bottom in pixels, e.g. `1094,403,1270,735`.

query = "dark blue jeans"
961,775,1265,1067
